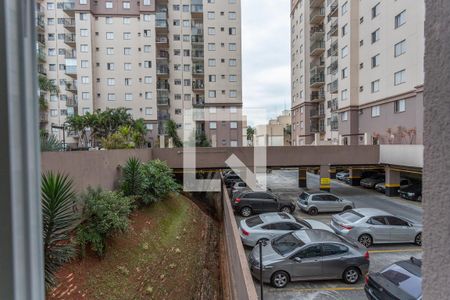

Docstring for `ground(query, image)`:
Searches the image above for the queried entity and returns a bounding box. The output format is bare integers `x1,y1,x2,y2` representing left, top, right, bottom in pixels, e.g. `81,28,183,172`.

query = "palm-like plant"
41,172,79,290
247,126,255,146
40,130,63,152
120,157,144,197
165,119,183,147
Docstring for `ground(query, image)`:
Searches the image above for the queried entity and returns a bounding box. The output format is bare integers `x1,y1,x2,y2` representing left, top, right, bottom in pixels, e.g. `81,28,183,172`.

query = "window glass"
322,244,348,256
295,245,322,259
369,216,387,225
386,216,409,226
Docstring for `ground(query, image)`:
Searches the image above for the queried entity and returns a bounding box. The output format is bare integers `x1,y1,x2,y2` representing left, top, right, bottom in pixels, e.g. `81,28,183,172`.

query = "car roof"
293,229,343,244
259,212,294,223
352,208,392,217
300,190,332,195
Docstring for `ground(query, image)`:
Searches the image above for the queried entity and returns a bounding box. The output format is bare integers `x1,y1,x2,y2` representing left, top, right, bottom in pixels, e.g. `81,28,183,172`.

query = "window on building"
395,10,406,28
80,44,88,52
145,92,153,99
342,67,349,79
229,43,237,51
82,92,90,100
341,89,348,100
81,76,89,84
106,1,113,8
371,106,381,117
208,90,216,98
394,69,406,85
125,78,132,86
394,99,406,113
341,46,348,58
230,122,238,129
123,32,131,40
208,11,215,19
124,48,131,55
80,29,88,37
209,122,217,129
144,76,152,84
394,39,406,57
229,12,237,20
372,3,380,18
107,78,115,86
145,107,153,115
341,1,348,15
341,111,348,121
106,32,114,40
208,43,216,51
229,28,237,35
229,90,237,98
124,63,132,71
371,28,380,43
229,75,237,82
123,17,131,24
371,80,380,93
371,54,380,68
143,0,151,5
106,47,114,55
106,63,114,70
124,93,133,101
342,24,348,36
123,1,130,9
208,27,216,35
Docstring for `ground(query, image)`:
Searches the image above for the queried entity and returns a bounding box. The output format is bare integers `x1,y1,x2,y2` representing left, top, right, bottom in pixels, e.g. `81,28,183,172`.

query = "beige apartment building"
37,0,243,147
291,0,424,146
254,110,292,146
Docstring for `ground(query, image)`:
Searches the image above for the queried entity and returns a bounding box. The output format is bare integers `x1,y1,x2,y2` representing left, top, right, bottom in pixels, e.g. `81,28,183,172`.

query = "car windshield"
382,264,422,299
294,217,312,229
272,233,305,256
339,210,364,223
245,216,263,227
299,192,309,201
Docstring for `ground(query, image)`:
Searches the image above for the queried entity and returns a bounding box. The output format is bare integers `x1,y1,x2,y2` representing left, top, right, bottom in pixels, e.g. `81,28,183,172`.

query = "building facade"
37,0,243,147
254,110,292,146
290,0,424,146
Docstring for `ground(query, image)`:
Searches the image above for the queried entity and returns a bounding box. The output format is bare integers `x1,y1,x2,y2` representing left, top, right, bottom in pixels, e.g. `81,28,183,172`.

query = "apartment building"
37,0,243,147
254,110,292,146
290,0,424,146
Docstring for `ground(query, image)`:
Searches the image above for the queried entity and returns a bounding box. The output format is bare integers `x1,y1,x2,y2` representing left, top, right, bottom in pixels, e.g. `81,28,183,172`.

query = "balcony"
310,7,325,24
192,80,205,91
158,112,171,121
37,64,47,75
156,65,170,77
192,63,204,76
156,50,170,60
192,50,204,62
328,58,338,75
328,0,338,18
63,18,76,32
327,40,338,57
192,26,204,36
37,34,46,47
310,40,325,56
311,88,325,102
310,0,325,8
192,35,204,44
36,14,45,32
65,52,76,59
310,26,324,43
65,80,77,93
64,33,76,47
62,1,75,16
156,11,168,33
327,19,338,38
40,112,48,123
156,35,169,47
310,72,325,88
193,95,205,107
191,0,203,17
37,46,46,62
157,80,170,91
328,79,338,94
329,98,339,111
157,92,170,107
66,97,78,107
65,65,77,78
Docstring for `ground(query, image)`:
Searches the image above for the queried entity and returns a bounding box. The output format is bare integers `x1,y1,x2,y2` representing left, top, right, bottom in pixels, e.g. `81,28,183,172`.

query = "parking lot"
232,169,423,300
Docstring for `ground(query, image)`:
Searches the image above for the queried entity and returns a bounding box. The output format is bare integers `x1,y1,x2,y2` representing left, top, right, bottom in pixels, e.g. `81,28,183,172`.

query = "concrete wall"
41,149,152,192
423,1,450,298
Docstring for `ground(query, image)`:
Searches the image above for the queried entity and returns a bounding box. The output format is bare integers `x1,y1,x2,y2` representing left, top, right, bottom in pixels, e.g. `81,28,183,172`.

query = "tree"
77,188,132,257
120,157,145,197
38,75,59,114
165,119,183,147
247,126,255,146
41,172,79,290
40,130,63,152
196,131,211,147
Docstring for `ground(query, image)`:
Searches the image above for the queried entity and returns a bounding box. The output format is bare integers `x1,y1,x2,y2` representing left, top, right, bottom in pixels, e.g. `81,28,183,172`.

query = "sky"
242,0,291,126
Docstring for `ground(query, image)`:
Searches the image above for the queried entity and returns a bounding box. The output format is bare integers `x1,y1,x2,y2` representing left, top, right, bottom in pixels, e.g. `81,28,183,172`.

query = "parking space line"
274,286,364,293
369,248,422,253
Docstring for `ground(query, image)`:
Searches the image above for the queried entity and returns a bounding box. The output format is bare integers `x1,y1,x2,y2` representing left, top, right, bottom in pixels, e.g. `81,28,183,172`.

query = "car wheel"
343,267,360,284
308,207,318,216
271,271,289,288
343,206,353,212
415,233,422,246
240,207,252,217
358,234,373,248
280,206,292,214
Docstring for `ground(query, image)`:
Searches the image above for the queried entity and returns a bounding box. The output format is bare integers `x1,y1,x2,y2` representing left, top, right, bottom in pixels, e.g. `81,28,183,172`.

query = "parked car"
232,191,295,217
248,229,370,288
330,208,422,248
231,181,248,195
239,212,333,247
360,174,385,189
365,257,422,300
224,174,242,188
399,184,422,201
344,171,378,185
336,171,349,181
297,191,355,216
375,179,411,194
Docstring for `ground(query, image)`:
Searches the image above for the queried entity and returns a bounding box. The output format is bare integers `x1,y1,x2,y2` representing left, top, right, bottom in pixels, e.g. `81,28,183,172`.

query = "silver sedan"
239,212,333,247
330,208,422,247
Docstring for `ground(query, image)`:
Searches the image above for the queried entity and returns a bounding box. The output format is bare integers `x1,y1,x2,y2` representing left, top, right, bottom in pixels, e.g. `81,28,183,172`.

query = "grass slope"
49,194,220,300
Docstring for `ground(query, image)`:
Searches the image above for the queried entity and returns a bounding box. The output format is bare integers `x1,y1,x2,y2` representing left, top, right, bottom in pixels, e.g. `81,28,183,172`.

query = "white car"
239,212,333,247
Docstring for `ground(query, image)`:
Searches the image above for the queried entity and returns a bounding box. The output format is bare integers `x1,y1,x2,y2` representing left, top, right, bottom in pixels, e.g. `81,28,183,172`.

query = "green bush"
41,172,79,290
140,160,180,205
120,157,145,197
77,188,132,257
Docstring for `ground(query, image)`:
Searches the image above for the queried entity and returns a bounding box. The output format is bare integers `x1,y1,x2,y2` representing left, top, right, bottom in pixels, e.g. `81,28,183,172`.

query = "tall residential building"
254,110,292,146
38,0,243,147
290,0,424,146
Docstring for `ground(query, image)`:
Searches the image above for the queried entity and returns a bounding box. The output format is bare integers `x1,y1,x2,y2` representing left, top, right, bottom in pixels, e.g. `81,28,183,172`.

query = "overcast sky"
242,0,291,126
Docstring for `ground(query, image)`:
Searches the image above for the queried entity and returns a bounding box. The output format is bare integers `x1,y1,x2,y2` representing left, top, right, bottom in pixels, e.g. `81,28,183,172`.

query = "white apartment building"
37,0,243,147
291,0,424,146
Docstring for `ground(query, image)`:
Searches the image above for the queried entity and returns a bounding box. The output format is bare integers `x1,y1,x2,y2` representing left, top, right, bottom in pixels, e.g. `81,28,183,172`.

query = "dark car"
365,257,422,300
398,184,422,201
375,179,411,194
344,171,378,185
360,174,385,189
232,191,295,217
224,174,242,188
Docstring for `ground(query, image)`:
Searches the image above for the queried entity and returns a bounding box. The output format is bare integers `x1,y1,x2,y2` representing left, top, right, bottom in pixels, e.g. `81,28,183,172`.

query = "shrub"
77,188,132,257
41,172,79,290
120,157,145,197
140,160,180,205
